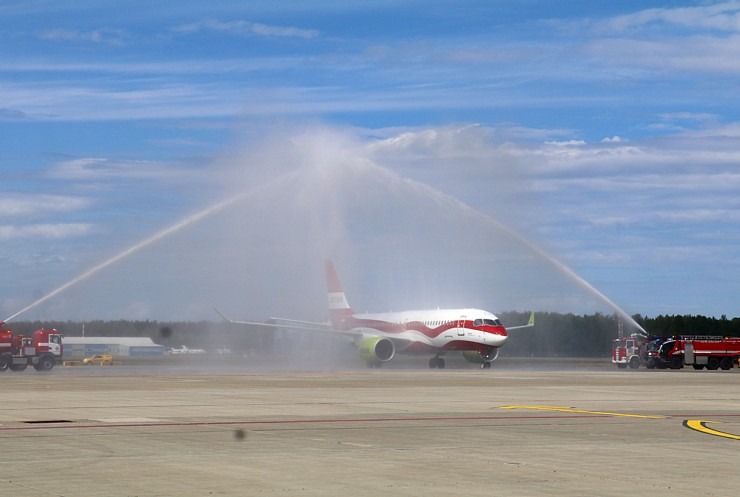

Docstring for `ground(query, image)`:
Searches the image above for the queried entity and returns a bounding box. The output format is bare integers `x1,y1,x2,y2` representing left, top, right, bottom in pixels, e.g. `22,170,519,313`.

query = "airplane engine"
358,337,395,364
462,347,499,364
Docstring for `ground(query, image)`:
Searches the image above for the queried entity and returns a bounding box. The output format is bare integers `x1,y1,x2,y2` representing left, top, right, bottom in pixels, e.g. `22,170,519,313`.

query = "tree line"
4,313,739,358
498,312,740,358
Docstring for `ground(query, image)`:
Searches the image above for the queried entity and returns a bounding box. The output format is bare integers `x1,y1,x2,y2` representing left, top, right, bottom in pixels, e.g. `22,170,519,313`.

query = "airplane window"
476,319,503,327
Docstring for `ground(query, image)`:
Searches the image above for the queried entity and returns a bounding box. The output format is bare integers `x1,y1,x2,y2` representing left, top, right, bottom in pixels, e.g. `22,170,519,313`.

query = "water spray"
3,172,297,324
4,129,649,337
481,213,646,333
406,178,649,335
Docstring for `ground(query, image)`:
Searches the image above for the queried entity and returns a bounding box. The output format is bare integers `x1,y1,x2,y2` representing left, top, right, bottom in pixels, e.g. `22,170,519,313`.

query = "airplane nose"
485,328,507,346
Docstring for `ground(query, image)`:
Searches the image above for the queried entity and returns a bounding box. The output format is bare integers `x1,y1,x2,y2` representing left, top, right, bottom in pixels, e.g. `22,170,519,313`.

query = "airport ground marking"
500,405,665,419
0,413,631,432
683,419,740,440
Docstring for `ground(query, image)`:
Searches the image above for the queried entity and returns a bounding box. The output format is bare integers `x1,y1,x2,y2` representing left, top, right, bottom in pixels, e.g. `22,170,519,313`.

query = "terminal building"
62,337,166,358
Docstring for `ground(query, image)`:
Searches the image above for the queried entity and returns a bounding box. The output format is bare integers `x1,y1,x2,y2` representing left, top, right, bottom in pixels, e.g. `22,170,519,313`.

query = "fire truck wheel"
669,356,682,369
0,355,9,372
719,357,732,370
34,355,55,371
707,357,720,370
628,356,640,369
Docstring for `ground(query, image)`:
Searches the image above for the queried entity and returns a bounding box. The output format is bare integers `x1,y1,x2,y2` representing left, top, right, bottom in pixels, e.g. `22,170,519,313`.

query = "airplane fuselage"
335,308,508,354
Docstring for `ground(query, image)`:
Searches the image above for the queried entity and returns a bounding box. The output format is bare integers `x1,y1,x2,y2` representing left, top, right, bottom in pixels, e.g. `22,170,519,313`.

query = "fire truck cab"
612,335,645,369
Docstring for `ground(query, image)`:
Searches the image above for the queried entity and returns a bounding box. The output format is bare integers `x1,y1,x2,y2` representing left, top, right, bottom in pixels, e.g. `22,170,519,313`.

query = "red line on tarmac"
0,414,610,432
4,412,740,432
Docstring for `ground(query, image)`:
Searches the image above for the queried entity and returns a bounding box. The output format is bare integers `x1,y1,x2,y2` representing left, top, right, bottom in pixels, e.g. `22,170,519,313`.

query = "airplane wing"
506,311,535,331
213,307,365,337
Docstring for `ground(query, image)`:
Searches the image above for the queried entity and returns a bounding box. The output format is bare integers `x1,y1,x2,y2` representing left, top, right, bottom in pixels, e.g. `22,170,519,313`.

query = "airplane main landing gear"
480,362,492,369
429,356,446,369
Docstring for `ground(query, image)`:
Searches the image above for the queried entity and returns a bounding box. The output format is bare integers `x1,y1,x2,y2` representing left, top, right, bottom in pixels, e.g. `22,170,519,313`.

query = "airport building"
62,337,166,358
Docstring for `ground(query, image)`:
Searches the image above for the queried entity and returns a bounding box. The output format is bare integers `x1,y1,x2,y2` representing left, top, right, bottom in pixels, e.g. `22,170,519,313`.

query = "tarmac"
1,356,739,497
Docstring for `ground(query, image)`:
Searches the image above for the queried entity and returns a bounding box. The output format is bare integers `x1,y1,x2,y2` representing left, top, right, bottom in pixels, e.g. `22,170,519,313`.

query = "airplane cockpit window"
474,319,503,327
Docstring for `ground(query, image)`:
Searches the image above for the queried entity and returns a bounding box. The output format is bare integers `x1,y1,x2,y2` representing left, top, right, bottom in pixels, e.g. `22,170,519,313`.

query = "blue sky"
2,1,739,322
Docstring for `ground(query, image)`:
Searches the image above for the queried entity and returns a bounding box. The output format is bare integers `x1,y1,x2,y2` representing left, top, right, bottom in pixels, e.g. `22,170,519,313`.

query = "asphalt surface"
1,357,739,496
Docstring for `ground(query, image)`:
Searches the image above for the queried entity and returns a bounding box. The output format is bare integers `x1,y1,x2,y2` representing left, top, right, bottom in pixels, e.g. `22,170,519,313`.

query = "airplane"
215,260,534,369
169,344,207,355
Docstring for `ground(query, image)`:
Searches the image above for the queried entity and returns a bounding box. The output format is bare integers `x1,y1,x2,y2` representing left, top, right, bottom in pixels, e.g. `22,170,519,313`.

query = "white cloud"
604,2,740,32
47,157,175,182
585,35,740,74
544,139,586,147
0,195,92,219
658,112,718,122
0,223,92,241
172,18,319,39
38,28,129,46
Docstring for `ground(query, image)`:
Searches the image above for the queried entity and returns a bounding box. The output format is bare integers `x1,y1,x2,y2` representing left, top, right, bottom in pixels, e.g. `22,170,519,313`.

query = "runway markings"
92,417,164,423
0,406,673,433
0,413,634,432
683,420,740,440
500,405,665,419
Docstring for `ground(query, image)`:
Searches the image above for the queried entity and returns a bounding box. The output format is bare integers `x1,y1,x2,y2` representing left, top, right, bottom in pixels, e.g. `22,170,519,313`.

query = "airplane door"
457,316,466,336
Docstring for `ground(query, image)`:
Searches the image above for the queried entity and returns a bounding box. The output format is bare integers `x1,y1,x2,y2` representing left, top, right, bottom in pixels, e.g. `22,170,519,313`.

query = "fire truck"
0,322,63,372
657,336,740,370
612,333,666,369
611,334,665,369
612,335,646,369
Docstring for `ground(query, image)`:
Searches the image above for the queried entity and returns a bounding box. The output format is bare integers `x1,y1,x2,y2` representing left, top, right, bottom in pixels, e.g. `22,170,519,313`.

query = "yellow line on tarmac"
684,420,740,440
500,405,664,419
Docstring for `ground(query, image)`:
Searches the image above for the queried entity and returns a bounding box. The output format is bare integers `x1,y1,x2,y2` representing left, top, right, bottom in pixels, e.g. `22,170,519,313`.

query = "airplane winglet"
507,311,535,331
213,307,235,323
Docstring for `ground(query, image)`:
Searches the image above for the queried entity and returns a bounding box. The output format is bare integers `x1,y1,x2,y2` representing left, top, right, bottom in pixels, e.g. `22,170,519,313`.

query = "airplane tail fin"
325,260,354,323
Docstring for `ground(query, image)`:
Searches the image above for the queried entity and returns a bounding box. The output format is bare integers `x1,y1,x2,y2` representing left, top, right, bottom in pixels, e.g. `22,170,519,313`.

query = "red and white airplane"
217,260,534,369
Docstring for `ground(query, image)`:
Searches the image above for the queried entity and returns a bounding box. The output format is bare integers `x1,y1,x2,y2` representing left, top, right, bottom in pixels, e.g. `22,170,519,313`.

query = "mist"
14,123,637,330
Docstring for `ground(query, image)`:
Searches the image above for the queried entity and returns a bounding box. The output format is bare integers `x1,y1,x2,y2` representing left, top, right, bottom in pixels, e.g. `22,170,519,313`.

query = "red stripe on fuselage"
337,318,507,340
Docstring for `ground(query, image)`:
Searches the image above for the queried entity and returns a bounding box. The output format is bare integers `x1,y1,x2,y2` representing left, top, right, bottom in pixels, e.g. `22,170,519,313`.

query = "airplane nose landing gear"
429,355,446,369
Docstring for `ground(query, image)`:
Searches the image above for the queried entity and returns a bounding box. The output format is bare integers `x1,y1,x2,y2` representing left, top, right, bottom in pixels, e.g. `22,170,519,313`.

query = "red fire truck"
0,322,63,372
612,335,667,369
612,335,646,369
657,336,740,370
